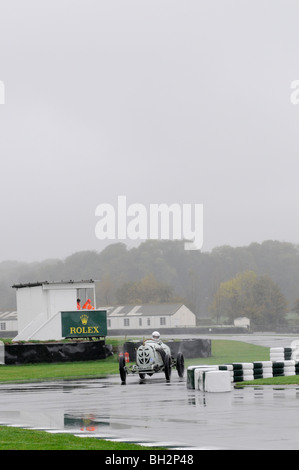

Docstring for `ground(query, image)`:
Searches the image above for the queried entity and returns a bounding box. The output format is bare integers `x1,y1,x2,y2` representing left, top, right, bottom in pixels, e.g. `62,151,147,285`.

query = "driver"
151,331,161,342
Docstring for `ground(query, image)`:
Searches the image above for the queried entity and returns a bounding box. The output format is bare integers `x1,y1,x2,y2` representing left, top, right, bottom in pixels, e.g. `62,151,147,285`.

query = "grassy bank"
186,339,270,366
0,426,164,450
238,375,299,386
0,355,117,383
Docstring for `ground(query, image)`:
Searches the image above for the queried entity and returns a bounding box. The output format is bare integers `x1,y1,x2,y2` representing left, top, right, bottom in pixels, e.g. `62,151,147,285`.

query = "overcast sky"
0,0,298,262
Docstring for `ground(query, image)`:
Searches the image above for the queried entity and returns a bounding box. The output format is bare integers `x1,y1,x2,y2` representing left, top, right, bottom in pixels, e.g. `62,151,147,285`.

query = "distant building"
0,311,18,335
106,303,196,330
234,317,250,329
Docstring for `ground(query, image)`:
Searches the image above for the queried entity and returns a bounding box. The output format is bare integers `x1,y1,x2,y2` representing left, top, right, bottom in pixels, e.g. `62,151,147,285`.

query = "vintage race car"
119,336,185,384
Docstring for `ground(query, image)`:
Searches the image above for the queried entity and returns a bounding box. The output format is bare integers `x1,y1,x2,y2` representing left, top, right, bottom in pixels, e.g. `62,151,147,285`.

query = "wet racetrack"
1,334,299,450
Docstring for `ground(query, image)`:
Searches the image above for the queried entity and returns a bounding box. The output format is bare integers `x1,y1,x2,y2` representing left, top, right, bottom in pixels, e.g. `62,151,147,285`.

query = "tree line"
1,239,299,326
209,270,288,327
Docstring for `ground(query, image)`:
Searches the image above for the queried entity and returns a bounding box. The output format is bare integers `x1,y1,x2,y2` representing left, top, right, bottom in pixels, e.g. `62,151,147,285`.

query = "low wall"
108,326,249,335
4,341,113,365
123,338,211,361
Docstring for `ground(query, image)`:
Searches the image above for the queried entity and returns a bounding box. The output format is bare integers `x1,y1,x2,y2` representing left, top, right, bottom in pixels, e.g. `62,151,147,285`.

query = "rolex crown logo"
80,314,88,325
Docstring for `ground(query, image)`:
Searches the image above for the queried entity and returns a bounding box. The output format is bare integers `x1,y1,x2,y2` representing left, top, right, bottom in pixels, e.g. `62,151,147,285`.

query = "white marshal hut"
12,280,100,342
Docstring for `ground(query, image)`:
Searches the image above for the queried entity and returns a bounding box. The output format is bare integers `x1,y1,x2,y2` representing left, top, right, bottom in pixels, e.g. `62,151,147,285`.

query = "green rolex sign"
61,310,107,338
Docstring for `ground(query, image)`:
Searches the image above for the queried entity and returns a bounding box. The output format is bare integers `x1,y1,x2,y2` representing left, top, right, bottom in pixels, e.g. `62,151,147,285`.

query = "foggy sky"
0,0,298,262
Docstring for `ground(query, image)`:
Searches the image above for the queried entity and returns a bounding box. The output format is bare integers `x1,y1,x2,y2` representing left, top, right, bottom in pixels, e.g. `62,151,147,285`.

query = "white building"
234,316,250,329
0,311,18,334
106,303,196,330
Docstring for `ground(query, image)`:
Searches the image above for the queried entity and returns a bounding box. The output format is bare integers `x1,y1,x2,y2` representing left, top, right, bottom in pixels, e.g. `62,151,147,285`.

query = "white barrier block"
242,370,254,377
218,365,234,381
258,361,273,367
187,365,217,389
270,348,284,353
262,367,273,373
243,374,254,380
270,353,284,361
263,372,273,378
282,360,295,366
242,362,254,369
284,366,295,373
194,367,218,390
204,371,232,392
291,350,299,361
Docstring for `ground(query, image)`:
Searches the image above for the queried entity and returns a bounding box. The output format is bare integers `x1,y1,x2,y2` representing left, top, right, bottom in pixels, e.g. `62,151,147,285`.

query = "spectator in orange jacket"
77,299,81,310
82,299,94,310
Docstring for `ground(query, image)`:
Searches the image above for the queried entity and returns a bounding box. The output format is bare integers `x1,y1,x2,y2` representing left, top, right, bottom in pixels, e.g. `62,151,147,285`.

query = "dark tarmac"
0,334,299,450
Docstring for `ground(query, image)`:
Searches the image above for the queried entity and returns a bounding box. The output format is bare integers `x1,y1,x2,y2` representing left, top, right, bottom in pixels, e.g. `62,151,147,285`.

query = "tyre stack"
231,363,254,382
253,361,273,379
270,347,294,362
272,360,296,377
270,347,297,377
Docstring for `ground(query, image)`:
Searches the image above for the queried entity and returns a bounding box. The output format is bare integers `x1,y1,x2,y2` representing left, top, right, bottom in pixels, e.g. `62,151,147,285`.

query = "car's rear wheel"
176,352,185,378
119,355,127,384
164,353,172,382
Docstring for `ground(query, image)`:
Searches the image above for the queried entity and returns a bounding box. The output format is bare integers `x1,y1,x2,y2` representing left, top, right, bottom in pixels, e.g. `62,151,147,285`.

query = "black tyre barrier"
169,338,212,358
4,341,113,365
187,359,299,389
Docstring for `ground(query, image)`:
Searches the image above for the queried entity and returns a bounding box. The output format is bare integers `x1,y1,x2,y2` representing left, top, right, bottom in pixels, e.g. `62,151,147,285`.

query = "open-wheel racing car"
119,331,185,384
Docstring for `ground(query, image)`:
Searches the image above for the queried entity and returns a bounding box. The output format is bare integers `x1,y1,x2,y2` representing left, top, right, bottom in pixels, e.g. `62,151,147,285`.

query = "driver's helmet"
152,331,160,340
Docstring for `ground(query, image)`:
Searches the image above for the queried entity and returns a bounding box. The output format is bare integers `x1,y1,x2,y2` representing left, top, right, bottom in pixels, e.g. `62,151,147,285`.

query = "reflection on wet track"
0,374,299,449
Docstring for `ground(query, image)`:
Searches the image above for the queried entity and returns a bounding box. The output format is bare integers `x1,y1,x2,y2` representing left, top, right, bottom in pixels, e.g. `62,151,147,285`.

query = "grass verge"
0,426,164,450
0,355,117,383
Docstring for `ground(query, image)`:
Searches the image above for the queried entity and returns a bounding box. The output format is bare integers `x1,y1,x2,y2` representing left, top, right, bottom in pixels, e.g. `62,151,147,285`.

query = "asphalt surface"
0,333,299,450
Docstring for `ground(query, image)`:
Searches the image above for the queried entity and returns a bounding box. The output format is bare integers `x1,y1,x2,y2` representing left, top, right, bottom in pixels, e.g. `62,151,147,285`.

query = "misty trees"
209,271,257,324
209,270,288,327
1,239,298,327
115,274,183,305
293,299,299,315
